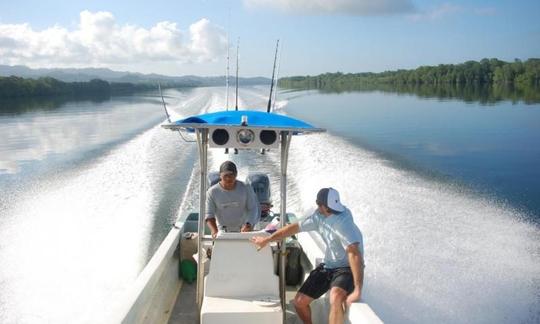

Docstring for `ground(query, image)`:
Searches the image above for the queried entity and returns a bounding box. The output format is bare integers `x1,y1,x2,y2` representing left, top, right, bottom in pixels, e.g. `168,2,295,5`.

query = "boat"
106,107,383,323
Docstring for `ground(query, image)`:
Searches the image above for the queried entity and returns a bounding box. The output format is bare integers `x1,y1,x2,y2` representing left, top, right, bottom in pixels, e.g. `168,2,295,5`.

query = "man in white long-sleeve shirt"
206,161,258,238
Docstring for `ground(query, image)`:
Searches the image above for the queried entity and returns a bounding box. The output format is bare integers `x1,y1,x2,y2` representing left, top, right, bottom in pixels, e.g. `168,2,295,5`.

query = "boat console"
201,232,282,324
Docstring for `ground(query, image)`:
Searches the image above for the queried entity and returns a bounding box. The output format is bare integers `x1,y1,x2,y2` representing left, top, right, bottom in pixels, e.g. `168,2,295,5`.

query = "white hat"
316,187,345,213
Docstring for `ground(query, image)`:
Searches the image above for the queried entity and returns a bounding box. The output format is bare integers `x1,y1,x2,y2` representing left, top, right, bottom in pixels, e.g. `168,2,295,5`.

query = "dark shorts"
298,264,354,299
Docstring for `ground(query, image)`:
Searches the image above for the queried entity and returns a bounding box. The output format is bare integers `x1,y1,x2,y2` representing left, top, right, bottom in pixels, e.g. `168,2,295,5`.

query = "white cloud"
0,11,227,69
244,0,415,15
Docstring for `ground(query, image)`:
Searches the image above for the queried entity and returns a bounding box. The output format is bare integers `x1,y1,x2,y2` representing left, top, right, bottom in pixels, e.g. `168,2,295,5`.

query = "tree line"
0,76,160,99
278,58,540,89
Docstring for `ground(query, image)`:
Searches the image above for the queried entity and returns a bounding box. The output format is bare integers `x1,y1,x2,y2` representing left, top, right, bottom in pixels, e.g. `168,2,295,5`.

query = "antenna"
235,37,239,111
266,39,279,113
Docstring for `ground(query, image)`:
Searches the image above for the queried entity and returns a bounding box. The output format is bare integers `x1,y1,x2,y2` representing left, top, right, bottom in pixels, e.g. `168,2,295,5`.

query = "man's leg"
295,265,329,323
293,292,314,324
328,286,348,324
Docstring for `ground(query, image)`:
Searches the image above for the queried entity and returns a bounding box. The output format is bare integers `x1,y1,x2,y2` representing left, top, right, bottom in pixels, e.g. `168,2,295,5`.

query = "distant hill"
0,65,270,87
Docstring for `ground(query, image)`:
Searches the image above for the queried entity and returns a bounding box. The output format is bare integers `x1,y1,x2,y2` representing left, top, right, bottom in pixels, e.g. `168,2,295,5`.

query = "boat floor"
168,282,301,324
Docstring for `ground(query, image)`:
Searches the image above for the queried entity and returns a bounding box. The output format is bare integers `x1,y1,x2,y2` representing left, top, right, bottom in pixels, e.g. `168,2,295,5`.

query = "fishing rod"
266,39,279,113
272,40,282,112
159,83,172,123
159,83,195,143
260,40,280,155
224,12,231,154
235,38,239,111
226,37,230,111
225,42,230,152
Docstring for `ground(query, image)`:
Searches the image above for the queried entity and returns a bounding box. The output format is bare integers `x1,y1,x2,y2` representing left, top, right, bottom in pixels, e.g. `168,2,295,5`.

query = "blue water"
282,90,540,220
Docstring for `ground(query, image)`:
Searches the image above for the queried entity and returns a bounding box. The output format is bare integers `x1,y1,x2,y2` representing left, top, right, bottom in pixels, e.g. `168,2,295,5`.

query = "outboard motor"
245,173,273,222
207,171,220,188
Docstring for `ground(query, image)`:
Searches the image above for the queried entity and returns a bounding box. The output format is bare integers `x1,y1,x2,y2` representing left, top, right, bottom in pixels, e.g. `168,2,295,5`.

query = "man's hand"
346,243,364,307
206,218,218,239
250,236,268,251
346,287,361,307
241,223,252,232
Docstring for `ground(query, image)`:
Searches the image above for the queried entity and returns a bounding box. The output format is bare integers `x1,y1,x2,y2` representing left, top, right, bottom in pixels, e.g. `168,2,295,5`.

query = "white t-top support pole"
196,129,209,310
279,131,292,317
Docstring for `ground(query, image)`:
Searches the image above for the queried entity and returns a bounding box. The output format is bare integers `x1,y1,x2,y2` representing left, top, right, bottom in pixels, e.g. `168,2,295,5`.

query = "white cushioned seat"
201,232,282,324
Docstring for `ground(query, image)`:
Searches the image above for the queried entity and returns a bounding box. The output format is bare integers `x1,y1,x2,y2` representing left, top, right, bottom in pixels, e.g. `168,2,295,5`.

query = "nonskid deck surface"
168,283,301,324
168,281,198,324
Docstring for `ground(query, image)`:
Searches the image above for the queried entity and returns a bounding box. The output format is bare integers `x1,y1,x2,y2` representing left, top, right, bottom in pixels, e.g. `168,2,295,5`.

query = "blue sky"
0,0,539,77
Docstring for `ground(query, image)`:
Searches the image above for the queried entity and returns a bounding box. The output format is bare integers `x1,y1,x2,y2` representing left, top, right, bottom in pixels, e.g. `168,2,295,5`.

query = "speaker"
208,127,280,149
259,130,277,146
211,129,229,146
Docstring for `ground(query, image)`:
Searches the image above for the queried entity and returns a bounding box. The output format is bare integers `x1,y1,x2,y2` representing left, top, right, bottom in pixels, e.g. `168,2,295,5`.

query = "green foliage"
279,58,540,88
0,76,168,99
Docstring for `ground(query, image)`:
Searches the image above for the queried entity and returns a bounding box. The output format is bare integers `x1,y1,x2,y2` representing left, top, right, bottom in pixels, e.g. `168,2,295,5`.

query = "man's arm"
205,190,218,237
206,218,218,238
251,223,300,250
345,243,364,306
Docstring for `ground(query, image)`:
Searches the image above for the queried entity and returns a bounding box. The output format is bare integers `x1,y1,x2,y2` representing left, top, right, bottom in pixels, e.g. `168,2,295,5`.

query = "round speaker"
259,130,277,145
212,129,229,146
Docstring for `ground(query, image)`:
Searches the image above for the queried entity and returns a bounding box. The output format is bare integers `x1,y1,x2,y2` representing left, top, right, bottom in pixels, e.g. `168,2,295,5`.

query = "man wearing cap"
251,188,364,324
206,161,259,238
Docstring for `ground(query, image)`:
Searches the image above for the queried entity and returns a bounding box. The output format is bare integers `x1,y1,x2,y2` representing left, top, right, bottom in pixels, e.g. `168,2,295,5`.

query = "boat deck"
168,282,301,324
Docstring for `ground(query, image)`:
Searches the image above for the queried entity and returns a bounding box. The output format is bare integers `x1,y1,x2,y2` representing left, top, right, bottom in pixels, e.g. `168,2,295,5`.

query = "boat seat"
201,231,282,324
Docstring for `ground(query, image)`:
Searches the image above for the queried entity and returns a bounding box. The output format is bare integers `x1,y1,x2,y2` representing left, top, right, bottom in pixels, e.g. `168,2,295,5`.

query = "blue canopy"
163,110,324,133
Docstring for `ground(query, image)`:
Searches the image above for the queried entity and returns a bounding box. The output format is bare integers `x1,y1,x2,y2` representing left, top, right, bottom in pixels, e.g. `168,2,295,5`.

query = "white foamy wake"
287,131,540,323
0,121,194,323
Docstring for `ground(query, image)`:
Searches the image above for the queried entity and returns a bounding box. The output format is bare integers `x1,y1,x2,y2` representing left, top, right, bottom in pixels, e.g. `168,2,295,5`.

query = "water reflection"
0,94,165,174
283,83,540,105
0,93,112,115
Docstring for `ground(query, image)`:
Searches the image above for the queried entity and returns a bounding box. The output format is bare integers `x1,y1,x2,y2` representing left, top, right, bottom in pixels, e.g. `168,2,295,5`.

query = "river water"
0,86,538,323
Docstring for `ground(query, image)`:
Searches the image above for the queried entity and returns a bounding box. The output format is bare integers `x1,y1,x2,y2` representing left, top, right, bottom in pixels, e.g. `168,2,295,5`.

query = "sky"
0,0,539,77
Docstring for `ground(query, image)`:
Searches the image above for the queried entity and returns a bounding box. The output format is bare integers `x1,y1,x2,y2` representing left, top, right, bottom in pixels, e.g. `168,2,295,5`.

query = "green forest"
279,58,540,89
2,58,539,102
0,76,157,99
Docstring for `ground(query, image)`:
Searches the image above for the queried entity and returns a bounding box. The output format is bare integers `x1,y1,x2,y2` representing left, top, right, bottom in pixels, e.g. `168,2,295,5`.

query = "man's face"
220,172,236,189
317,203,331,216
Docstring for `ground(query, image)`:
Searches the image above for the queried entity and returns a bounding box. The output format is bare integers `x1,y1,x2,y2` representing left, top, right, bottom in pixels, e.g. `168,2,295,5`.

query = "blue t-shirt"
298,207,363,269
